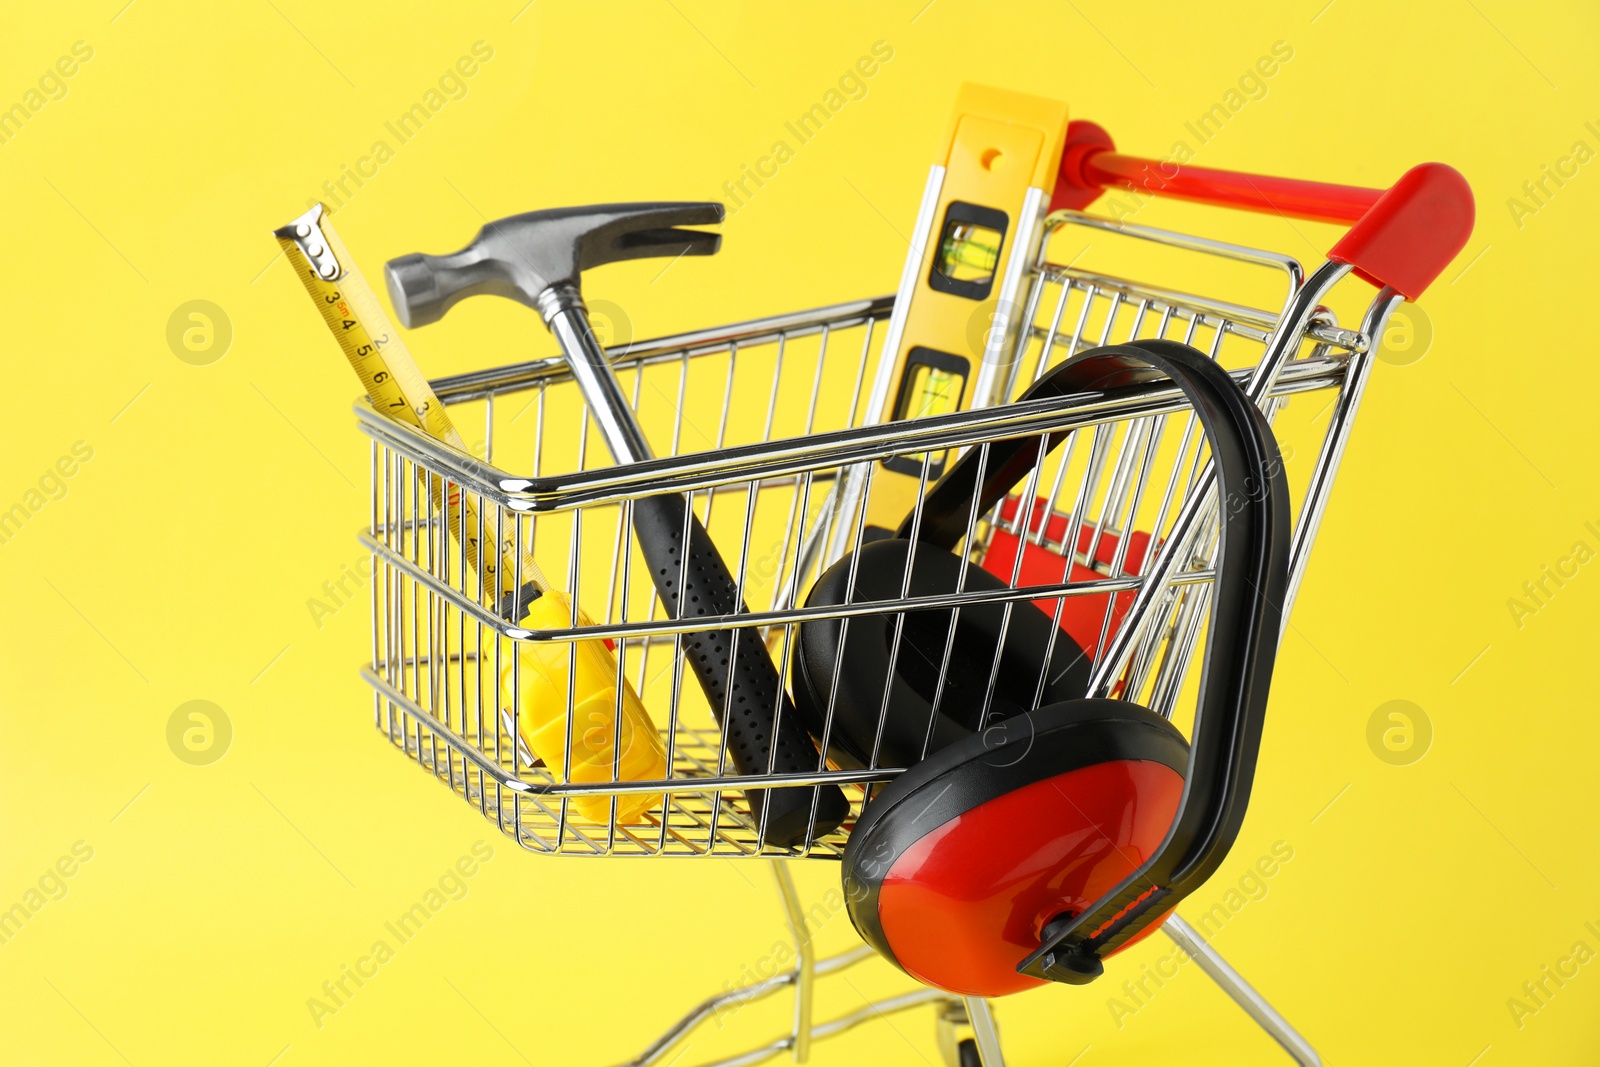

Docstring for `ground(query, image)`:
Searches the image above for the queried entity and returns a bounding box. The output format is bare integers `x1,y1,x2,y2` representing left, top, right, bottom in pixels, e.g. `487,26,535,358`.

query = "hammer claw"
610,225,721,262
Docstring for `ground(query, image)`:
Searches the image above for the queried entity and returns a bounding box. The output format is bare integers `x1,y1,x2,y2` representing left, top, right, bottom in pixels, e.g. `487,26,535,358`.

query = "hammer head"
385,202,723,328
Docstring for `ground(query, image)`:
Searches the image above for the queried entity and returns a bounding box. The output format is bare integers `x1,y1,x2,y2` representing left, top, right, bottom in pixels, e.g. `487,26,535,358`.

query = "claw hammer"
385,203,849,848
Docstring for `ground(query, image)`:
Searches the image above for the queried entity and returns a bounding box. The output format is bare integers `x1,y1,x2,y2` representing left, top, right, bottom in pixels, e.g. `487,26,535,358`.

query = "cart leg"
771,861,815,1063
962,997,1005,1067
1162,915,1321,1066
934,1000,968,1067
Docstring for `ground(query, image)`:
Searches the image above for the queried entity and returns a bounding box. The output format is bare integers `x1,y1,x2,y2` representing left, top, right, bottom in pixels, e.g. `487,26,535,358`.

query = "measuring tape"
274,203,542,618
274,203,667,817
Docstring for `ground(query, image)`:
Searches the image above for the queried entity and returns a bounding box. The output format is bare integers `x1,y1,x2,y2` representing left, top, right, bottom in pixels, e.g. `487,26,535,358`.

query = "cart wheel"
958,1038,983,1067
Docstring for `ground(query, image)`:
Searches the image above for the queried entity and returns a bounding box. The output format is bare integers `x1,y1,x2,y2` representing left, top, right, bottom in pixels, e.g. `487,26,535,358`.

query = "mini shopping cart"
354,121,1473,1066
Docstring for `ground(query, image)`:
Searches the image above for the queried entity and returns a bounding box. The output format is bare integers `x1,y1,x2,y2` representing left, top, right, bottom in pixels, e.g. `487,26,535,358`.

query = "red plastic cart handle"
1050,120,1475,301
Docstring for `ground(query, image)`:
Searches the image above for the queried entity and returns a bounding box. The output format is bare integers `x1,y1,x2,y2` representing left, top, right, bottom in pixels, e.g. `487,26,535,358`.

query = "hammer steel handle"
547,300,847,848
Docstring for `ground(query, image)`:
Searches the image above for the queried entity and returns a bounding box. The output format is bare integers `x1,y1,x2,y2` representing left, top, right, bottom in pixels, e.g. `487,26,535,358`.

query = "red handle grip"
1050,120,1475,301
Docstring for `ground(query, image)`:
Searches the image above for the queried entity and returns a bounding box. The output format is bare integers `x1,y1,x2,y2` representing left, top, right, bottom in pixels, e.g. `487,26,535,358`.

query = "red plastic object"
1327,163,1476,301
1050,119,1475,300
1050,120,1116,212
982,495,1151,658
877,758,1182,996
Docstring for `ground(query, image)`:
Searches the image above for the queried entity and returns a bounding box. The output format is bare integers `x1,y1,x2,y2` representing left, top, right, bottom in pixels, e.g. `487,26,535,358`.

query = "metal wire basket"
355,207,1382,862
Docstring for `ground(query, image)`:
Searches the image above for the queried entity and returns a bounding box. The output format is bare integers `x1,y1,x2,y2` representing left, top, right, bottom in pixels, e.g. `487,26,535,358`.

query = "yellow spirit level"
860,84,1069,537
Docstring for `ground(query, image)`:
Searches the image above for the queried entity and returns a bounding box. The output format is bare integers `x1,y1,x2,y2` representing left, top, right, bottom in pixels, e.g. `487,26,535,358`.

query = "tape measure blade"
275,205,536,609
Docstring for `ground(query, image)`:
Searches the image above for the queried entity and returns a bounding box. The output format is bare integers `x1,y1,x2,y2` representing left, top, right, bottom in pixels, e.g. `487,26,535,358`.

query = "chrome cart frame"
356,126,1471,1063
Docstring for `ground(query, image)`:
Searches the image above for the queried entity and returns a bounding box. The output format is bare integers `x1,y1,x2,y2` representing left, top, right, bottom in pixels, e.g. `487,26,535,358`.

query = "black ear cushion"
841,698,1190,966
791,538,1092,770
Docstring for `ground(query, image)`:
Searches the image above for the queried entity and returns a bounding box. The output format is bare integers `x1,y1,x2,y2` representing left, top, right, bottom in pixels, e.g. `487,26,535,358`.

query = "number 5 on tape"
274,204,539,616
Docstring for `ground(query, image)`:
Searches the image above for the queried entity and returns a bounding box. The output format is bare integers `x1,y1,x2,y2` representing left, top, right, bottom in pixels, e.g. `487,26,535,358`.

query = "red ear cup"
842,700,1187,997
791,538,1092,770
822,337,1287,990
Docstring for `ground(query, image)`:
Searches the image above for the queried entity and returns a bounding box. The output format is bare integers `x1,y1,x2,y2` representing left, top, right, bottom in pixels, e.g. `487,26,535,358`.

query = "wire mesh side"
369,308,892,857
362,227,1375,858
365,392,1341,856
976,219,1365,716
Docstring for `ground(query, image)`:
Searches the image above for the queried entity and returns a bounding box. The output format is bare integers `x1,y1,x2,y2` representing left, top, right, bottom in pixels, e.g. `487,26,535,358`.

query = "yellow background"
3,1,1598,1063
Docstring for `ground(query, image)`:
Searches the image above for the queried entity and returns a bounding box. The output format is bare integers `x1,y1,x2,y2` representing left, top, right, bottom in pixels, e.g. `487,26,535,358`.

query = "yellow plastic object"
864,84,1070,534
501,592,668,823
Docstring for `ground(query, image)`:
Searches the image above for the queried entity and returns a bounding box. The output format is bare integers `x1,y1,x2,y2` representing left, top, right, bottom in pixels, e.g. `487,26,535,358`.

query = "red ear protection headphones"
801,339,1290,997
